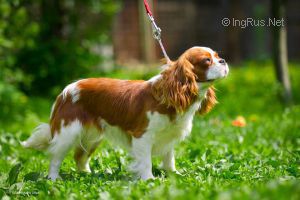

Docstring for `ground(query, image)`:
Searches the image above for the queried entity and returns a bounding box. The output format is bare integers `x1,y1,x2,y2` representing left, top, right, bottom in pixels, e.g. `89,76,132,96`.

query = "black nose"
219,59,226,64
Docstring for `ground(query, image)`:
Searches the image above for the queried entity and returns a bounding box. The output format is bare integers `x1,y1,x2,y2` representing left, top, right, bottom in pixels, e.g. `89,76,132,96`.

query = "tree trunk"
271,0,292,104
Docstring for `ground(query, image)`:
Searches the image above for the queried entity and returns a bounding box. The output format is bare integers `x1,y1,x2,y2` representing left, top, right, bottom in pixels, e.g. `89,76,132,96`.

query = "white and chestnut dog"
22,46,229,180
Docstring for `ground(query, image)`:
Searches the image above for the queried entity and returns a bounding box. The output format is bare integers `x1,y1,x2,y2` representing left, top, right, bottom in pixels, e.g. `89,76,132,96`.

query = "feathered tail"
21,123,52,151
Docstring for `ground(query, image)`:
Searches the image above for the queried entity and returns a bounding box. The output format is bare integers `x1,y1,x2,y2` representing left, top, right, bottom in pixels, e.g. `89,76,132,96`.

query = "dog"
22,46,229,180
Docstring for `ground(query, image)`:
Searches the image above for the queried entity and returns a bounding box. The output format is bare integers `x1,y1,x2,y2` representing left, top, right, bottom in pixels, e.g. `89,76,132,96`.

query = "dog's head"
180,46,229,82
152,46,228,113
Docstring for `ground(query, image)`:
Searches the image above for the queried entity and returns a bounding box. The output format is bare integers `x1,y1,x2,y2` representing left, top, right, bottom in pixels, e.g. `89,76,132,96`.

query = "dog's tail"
21,123,52,151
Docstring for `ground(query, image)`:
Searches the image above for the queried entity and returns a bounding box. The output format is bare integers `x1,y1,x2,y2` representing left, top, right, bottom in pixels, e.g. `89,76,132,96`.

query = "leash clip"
148,14,161,41
144,2,171,64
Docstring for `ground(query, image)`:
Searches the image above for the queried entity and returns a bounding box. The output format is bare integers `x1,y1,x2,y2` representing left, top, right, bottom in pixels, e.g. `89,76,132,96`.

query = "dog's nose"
219,59,226,64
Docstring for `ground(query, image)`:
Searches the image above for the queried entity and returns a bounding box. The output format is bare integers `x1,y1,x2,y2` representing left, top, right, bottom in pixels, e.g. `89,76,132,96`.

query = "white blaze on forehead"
191,46,219,63
190,47,229,80
62,80,81,103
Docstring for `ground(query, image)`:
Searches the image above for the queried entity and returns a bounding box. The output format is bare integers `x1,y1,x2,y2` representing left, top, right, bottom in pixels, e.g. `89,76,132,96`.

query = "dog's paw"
173,170,182,176
140,173,155,180
47,174,62,181
78,167,91,173
165,169,183,177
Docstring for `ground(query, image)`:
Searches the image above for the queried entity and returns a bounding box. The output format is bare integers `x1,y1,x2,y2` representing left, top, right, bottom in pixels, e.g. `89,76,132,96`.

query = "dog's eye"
205,58,211,63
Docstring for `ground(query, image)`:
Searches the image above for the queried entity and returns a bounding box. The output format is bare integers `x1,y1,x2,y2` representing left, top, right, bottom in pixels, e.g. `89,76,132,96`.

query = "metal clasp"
148,14,161,40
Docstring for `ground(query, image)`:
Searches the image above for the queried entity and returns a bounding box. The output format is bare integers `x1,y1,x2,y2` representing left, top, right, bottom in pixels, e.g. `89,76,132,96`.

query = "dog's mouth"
196,79,215,83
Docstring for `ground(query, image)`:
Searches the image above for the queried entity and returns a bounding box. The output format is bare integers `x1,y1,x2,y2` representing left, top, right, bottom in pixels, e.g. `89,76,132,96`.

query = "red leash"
143,0,153,16
143,0,171,64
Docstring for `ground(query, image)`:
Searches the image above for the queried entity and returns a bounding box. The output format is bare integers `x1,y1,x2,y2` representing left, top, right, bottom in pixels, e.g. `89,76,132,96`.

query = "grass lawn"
0,63,299,199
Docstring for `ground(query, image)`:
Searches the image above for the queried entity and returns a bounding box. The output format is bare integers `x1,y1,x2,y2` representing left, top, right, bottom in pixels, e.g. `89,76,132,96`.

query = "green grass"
0,63,300,199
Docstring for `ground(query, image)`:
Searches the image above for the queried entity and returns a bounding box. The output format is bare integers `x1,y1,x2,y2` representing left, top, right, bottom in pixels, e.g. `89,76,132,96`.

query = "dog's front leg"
162,149,182,175
162,149,176,172
130,135,154,180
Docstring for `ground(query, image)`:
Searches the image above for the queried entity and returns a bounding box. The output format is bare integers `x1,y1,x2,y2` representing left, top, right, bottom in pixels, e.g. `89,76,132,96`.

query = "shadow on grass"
58,166,174,182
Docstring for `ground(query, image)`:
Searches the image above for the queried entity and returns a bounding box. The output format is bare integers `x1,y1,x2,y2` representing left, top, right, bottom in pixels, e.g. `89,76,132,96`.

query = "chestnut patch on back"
50,78,177,138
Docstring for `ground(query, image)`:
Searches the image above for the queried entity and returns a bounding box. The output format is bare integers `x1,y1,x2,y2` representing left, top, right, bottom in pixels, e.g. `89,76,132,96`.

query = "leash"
143,0,171,64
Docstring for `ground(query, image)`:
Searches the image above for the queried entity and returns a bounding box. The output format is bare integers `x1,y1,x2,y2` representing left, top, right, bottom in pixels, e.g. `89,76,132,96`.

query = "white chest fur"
145,100,201,155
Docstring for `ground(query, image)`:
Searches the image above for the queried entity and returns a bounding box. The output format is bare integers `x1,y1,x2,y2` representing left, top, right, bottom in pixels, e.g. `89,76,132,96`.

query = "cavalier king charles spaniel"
22,46,229,180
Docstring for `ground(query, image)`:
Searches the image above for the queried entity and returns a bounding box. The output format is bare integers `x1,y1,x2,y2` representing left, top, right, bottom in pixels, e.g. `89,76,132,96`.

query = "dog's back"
50,78,159,138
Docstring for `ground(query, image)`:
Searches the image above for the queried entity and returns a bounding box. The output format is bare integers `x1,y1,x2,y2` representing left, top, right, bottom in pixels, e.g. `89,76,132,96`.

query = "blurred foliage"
0,0,33,124
0,0,119,94
0,0,120,123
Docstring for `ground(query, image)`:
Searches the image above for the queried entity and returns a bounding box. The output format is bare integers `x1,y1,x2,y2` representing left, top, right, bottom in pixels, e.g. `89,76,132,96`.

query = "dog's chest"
146,100,201,155
102,100,201,155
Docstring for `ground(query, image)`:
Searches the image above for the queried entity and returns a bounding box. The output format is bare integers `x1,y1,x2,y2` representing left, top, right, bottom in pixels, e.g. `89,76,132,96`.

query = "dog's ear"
198,86,217,115
152,57,198,113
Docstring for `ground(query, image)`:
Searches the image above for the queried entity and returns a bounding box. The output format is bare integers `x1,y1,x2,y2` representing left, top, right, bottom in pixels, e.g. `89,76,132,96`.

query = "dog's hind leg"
74,127,103,172
47,120,82,180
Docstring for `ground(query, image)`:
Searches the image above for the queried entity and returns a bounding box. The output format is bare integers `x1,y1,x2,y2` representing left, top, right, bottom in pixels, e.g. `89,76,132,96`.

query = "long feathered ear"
198,86,217,115
152,58,198,113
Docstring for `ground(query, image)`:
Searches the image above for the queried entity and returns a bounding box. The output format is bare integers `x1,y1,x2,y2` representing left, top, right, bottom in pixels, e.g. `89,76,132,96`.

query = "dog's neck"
197,82,212,99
